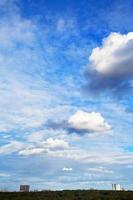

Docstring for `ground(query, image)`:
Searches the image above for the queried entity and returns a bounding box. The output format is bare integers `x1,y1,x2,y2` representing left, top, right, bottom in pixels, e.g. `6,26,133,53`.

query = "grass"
0,190,133,200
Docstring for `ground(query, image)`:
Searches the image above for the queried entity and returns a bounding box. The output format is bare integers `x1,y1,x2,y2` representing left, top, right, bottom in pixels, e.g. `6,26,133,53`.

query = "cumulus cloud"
68,110,111,133
85,32,133,97
46,110,112,134
0,137,69,156
43,138,69,149
18,138,69,156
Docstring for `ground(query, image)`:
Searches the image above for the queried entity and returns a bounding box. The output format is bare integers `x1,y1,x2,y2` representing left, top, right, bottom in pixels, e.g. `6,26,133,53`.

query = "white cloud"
68,110,111,132
87,167,113,174
0,74,53,132
0,6,52,132
0,140,24,154
0,173,10,177
19,148,47,156
62,167,73,172
18,138,69,156
89,32,133,76
0,0,36,48
0,17,36,48
43,138,69,149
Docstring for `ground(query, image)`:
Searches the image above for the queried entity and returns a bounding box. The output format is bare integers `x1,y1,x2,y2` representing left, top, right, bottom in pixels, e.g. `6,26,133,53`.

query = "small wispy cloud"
0,173,10,177
62,167,73,172
0,140,24,154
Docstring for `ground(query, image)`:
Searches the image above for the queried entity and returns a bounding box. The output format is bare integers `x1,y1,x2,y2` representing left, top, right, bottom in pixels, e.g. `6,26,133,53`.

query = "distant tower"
20,185,30,192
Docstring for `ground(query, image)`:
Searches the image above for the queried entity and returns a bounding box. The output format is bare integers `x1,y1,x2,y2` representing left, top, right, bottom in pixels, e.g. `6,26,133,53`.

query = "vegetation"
0,190,133,200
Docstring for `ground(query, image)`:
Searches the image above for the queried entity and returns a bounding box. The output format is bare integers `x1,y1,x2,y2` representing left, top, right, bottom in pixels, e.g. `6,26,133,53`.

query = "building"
112,184,121,191
20,185,30,192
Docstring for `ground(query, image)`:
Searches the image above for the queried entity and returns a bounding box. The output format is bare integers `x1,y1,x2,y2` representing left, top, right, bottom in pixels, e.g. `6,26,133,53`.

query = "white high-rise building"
112,184,122,191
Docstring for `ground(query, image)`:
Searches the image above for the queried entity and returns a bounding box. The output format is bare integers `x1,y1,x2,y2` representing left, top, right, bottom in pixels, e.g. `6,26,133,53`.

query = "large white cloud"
86,32,133,96
68,110,111,132
89,32,133,76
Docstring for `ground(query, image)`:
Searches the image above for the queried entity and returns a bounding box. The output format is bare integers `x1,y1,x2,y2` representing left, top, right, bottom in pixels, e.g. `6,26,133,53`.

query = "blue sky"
0,0,133,191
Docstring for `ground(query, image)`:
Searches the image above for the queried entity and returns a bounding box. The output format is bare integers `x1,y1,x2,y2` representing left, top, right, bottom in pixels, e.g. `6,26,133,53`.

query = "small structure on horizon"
20,185,30,192
112,184,122,191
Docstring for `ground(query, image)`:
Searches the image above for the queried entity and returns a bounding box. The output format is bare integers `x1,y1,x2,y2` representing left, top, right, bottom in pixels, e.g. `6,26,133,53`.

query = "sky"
0,0,133,191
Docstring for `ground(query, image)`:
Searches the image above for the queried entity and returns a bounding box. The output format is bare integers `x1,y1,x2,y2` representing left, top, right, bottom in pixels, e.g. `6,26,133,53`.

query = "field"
0,190,133,200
